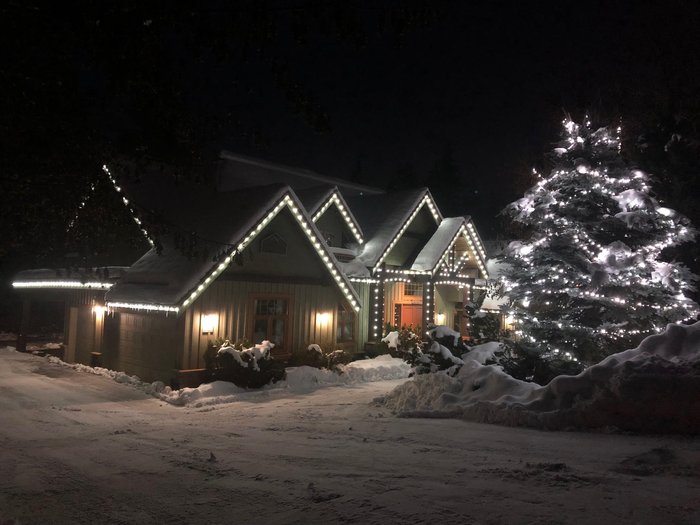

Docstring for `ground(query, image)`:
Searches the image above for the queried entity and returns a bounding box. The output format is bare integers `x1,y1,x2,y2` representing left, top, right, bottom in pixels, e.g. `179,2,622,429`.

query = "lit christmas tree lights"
499,118,698,365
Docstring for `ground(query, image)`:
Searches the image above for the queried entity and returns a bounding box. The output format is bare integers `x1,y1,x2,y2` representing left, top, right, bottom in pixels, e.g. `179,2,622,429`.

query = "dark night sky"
180,1,700,234
4,1,700,246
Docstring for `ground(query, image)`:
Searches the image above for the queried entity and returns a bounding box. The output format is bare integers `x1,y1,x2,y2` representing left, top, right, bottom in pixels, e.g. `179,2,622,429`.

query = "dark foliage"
206,340,285,389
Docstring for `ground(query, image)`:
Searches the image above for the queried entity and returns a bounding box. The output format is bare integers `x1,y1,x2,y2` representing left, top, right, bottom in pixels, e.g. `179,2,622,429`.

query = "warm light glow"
316,311,332,326
201,313,218,335
92,305,106,317
436,312,445,325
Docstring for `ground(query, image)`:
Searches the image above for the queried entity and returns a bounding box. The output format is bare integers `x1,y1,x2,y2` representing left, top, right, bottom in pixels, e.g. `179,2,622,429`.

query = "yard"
1,347,699,524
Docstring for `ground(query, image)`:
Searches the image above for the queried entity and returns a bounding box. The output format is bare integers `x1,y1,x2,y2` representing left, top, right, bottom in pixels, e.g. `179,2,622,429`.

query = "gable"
410,217,489,278
61,166,151,267
106,190,361,313
314,205,357,249
312,191,364,246
383,206,439,267
223,208,333,283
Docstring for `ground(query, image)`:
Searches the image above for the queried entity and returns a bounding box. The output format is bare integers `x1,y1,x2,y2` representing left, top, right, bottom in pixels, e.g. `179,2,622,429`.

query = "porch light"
436,312,445,325
316,311,332,326
201,313,218,335
93,305,106,317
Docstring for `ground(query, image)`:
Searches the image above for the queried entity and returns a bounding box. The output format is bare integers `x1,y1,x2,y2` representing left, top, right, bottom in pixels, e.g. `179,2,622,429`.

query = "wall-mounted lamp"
435,312,446,325
92,305,106,317
201,313,218,335
316,311,331,327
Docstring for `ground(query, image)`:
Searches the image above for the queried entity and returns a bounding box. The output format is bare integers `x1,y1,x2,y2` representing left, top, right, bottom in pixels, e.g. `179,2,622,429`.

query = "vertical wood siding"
353,282,370,349
112,312,183,383
182,280,353,369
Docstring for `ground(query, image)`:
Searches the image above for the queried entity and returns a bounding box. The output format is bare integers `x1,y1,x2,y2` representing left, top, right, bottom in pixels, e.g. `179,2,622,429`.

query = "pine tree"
499,118,698,366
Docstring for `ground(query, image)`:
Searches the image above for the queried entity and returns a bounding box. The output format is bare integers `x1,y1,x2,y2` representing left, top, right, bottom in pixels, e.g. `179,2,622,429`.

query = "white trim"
12,281,113,290
108,191,362,314
311,191,364,245
102,164,155,246
374,193,442,268
107,301,179,313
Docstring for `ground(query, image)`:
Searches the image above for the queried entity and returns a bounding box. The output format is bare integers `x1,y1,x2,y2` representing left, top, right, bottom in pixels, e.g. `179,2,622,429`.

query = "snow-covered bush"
208,339,285,388
290,344,352,372
382,328,463,376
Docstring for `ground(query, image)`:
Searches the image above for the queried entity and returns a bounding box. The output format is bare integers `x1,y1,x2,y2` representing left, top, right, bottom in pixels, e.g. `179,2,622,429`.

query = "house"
13,152,489,385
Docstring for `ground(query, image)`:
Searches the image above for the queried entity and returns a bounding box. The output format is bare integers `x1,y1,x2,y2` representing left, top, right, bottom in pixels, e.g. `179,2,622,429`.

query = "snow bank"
381,323,700,433
47,356,171,396
42,352,409,408
282,355,410,393
163,381,245,407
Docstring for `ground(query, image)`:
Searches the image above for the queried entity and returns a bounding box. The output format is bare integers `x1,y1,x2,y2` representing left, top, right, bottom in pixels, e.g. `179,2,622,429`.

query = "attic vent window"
260,233,287,255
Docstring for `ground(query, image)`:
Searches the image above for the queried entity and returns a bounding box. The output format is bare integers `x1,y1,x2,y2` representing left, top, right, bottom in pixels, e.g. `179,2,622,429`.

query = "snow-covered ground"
1,347,699,524
382,323,700,434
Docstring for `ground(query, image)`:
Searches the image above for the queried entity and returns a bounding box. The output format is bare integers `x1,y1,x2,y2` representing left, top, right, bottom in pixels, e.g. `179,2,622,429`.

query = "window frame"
247,294,292,355
336,301,356,343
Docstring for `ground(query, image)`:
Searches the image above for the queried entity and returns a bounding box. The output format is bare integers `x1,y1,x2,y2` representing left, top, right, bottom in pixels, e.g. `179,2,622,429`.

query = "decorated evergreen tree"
499,118,698,366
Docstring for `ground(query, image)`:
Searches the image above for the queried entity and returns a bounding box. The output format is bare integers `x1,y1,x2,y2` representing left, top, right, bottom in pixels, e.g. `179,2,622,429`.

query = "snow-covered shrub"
382,328,463,376
208,339,285,388
290,344,353,372
428,325,469,353
381,329,422,359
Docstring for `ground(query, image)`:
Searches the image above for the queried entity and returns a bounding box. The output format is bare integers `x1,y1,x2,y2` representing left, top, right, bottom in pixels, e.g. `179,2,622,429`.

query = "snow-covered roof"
216,151,384,197
410,217,466,272
103,168,361,313
346,188,443,268
295,185,337,215
12,267,129,290
408,216,489,278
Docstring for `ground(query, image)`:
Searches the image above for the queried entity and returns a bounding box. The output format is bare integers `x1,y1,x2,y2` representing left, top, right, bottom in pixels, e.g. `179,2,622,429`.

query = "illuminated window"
404,282,423,296
336,303,355,342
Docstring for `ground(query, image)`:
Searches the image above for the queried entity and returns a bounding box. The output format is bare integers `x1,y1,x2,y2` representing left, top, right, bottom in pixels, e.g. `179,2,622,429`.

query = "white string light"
311,191,364,245
12,281,113,290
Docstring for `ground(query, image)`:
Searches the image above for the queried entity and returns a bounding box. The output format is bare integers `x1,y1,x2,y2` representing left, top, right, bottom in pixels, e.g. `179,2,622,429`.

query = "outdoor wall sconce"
436,312,446,325
316,311,331,327
92,305,106,317
201,313,218,335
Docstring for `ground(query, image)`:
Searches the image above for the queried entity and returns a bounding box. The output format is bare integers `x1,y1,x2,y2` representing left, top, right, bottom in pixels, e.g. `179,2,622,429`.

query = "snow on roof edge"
106,187,362,314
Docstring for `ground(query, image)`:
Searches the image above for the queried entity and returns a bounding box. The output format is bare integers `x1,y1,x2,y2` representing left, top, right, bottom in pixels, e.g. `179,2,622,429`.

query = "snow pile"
165,355,409,404
381,323,700,433
162,380,245,407
284,355,410,393
47,356,171,396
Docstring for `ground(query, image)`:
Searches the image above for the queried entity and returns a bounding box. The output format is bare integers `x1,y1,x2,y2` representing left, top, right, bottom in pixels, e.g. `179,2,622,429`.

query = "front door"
397,303,423,330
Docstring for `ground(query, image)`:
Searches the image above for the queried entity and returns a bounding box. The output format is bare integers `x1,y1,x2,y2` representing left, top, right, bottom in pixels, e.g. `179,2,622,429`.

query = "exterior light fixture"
201,313,218,335
316,311,332,326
